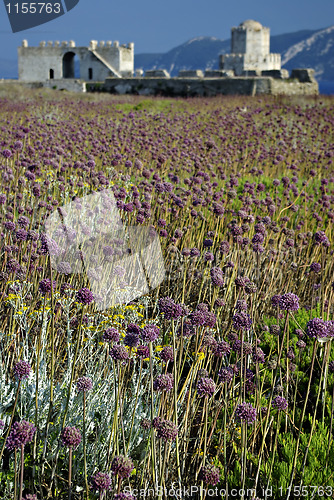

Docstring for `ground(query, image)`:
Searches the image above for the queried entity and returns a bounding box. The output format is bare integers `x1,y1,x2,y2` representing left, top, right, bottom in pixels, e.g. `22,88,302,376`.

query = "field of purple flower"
0,87,334,499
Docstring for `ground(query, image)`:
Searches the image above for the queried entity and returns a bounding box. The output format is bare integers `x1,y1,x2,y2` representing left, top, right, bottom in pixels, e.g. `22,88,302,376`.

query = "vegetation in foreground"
0,88,333,499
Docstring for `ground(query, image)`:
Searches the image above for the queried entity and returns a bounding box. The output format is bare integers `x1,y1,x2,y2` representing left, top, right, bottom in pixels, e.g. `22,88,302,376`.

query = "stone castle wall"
86,72,318,97
18,40,134,82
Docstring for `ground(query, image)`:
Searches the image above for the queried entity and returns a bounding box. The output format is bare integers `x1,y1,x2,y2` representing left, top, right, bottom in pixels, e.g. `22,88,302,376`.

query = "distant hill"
281,25,334,81
135,37,230,76
134,26,334,82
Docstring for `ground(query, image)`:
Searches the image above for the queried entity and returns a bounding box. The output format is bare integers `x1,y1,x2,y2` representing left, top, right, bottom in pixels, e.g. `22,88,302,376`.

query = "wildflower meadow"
0,87,334,499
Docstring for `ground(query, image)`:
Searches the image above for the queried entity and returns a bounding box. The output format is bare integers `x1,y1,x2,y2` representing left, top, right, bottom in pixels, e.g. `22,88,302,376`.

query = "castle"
220,20,282,76
15,20,318,96
18,39,134,82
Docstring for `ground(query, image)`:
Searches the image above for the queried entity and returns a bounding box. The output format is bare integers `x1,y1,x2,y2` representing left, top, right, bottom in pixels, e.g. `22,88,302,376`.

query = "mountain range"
134,25,334,83
1,25,334,86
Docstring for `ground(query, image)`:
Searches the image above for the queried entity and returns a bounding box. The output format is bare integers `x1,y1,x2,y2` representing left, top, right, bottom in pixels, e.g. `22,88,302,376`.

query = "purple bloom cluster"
197,377,216,398
232,312,252,331
189,303,216,328
235,402,257,424
213,340,231,357
75,287,94,305
278,293,300,312
210,266,224,287
154,418,178,442
306,318,330,340
159,345,174,362
91,471,112,491
272,396,288,411
103,327,120,343
38,279,56,295
198,464,220,486
110,455,134,479
135,345,150,359
140,324,160,343
14,360,32,380
6,420,36,451
158,296,187,319
61,426,82,449
153,373,173,392
310,262,321,273
109,344,130,362
76,376,93,392
218,367,234,384
114,493,136,500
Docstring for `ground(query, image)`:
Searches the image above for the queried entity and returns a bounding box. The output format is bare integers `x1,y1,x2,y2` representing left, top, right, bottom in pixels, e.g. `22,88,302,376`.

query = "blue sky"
0,0,334,61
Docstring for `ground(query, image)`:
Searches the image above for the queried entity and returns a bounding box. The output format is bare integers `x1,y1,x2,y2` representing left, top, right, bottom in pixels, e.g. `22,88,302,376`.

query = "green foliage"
262,418,334,494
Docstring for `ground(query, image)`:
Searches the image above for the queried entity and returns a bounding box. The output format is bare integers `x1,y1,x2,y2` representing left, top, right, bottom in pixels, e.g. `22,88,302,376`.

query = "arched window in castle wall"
49,69,54,79
88,68,93,80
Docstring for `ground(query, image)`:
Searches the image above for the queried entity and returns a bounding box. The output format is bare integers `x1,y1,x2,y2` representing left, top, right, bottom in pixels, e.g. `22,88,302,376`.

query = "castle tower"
220,20,281,76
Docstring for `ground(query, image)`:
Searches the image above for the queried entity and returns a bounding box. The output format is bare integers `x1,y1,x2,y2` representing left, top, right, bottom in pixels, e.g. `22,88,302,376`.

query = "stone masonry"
220,20,281,76
18,39,134,82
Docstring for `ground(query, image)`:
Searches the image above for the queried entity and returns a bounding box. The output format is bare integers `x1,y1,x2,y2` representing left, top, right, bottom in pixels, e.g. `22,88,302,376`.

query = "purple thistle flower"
158,297,184,320
278,293,300,312
271,295,281,307
2,149,12,158
6,420,36,451
306,318,329,340
109,345,129,362
124,332,140,348
213,340,231,357
197,377,216,398
235,299,248,312
218,367,234,384
15,228,28,241
198,464,220,486
154,418,178,442
91,471,112,491
314,231,330,246
153,373,173,392
38,279,56,295
159,345,174,362
210,267,224,287
310,262,321,273
61,426,81,449
235,402,257,424
272,396,288,411
14,361,32,380
141,324,160,343
75,288,94,305
103,327,120,343
110,455,134,479
4,221,16,231
233,312,252,331
252,347,265,364
126,323,141,335
76,376,93,392
296,339,306,349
